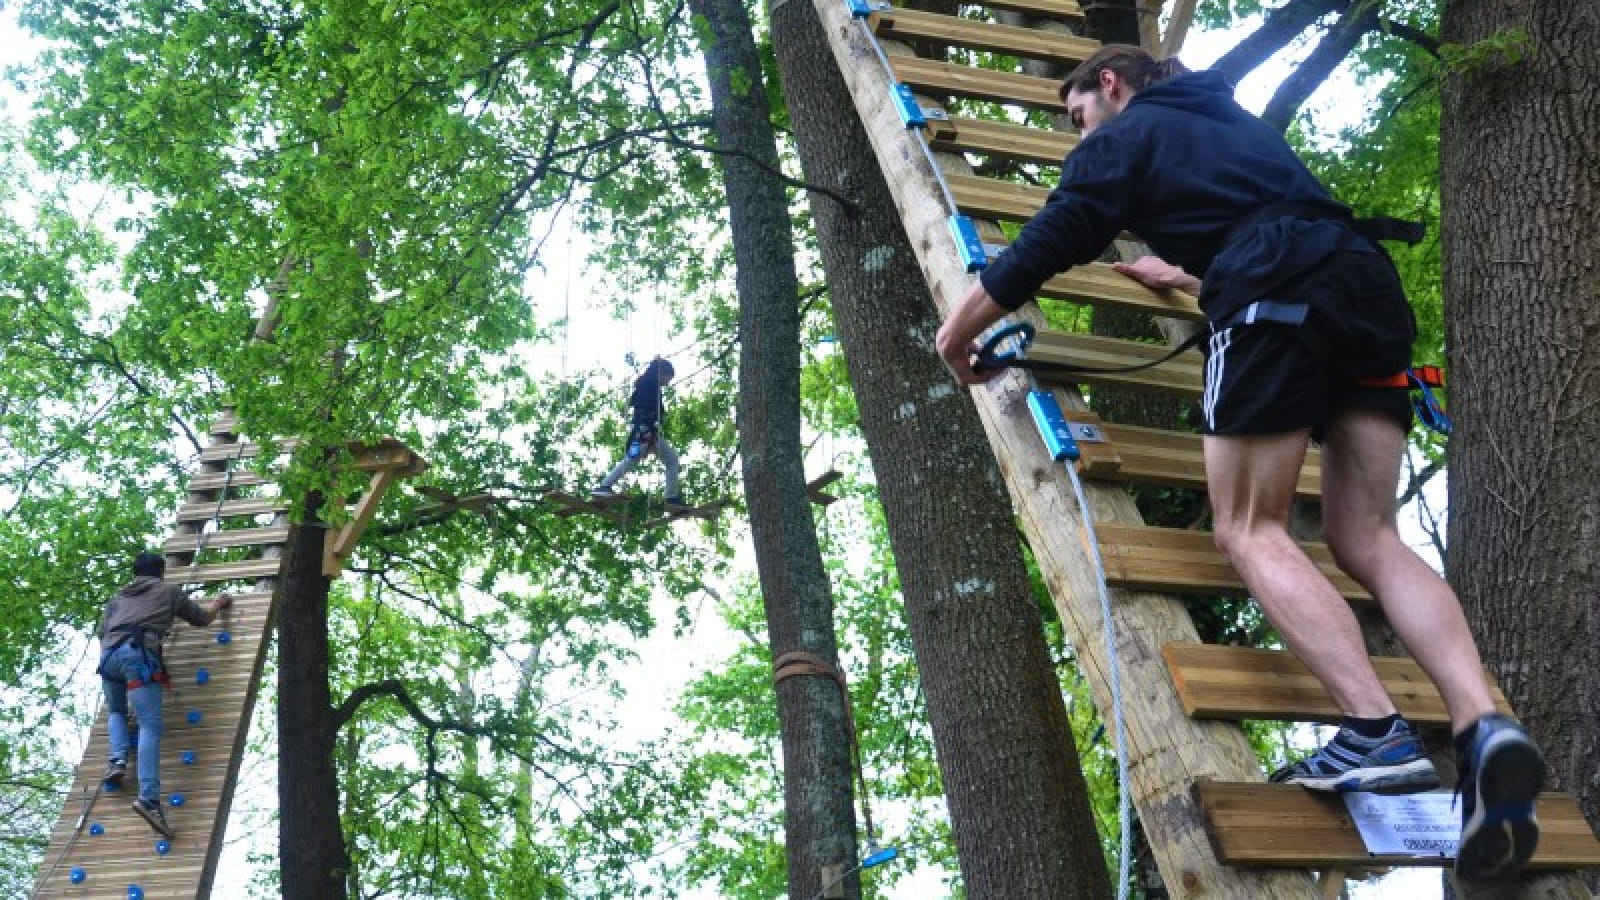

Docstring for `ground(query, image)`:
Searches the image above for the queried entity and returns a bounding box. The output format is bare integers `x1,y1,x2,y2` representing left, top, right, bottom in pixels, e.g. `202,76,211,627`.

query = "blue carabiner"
972,322,1036,374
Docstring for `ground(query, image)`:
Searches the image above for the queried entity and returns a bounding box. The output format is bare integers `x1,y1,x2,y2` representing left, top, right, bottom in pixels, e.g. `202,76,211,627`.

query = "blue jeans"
101,644,164,804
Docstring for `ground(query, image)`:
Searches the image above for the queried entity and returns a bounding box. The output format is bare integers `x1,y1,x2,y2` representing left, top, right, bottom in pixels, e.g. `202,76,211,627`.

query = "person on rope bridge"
97,552,232,838
933,44,1545,880
590,357,688,510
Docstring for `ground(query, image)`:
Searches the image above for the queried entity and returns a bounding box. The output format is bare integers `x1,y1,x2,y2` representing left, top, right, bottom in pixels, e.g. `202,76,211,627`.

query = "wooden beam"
185,470,275,492
1098,524,1368,603
1028,328,1204,397
324,466,401,576
164,558,283,585
1071,416,1324,501
948,171,1051,223
930,114,1078,167
1195,781,1600,869
164,525,291,554
966,0,1083,23
197,439,299,463
176,498,289,522
1163,643,1515,724
869,7,1100,67
890,56,1066,114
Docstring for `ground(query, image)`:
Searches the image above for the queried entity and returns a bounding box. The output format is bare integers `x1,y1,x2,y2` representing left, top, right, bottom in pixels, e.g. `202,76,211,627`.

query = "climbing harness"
974,323,1455,437
625,424,659,461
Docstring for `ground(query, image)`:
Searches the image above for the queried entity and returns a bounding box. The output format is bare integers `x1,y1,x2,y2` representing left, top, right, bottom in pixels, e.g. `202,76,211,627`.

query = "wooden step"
869,8,1099,67
164,558,283,585
1097,523,1362,601
931,115,1076,167
890,56,1065,114
186,470,275,492
1073,417,1322,500
176,497,289,522
1037,261,1204,322
209,411,239,436
948,171,1050,224
1195,781,1600,869
967,0,1082,22
164,525,292,554
1162,643,1514,725
1029,328,1204,397
198,439,299,463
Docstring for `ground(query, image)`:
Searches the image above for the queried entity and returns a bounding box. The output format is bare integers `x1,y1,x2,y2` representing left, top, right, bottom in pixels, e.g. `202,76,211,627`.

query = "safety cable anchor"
948,215,986,272
1027,389,1081,462
845,0,893,17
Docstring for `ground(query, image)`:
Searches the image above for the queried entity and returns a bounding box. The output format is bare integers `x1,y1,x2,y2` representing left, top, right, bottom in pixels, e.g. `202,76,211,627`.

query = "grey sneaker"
1455,714,1544,880
103,758,127,788
132,798,173,838
1270,719,1440,793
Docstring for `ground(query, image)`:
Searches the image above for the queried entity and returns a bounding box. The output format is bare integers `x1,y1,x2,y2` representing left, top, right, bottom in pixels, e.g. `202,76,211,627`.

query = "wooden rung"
869,8,1098,67
1038,262,1204,322
209,411,240,435
1162,643,1514,725
1100,523,1367,604
931,115,1077,167
164,525,291,554
966,0,1083,22
198,439,299,463
948,171,1050,224
164,558,283,585
176,497,289,522
1195,781,1600,869
1029,328,1203,397
890,56,1065,114
1071,417,1324,501
186,470,275,492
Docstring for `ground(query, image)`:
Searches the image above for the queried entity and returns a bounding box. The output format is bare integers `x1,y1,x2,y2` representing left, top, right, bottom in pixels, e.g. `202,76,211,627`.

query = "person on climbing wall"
932,44,1545,881
98,552,232,838
590,357,688,510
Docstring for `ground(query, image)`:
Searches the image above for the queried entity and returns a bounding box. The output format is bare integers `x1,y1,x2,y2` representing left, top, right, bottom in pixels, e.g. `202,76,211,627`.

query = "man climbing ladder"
934,44,1546,881
98,552,232,838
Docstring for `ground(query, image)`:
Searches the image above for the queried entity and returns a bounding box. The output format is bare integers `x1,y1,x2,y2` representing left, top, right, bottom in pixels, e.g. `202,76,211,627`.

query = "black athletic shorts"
1200,246,1416,437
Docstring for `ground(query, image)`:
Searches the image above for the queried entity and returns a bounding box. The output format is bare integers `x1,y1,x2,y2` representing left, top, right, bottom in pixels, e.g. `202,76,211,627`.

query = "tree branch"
1211,0,1349,86
1261,0,1380,132
1378,16,1440,59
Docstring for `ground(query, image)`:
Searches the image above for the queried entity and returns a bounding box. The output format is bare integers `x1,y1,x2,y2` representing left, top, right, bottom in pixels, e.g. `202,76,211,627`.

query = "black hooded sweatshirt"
979,69,1372,323
628,360,670,426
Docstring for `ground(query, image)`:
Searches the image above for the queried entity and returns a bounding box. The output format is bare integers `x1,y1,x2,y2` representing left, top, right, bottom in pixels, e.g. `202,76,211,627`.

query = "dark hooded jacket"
628,360,671,426
99,576,208,654
979,69,1373,323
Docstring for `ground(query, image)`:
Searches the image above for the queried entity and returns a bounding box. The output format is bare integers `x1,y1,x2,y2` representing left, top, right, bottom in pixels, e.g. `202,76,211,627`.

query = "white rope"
1066,460,1133,900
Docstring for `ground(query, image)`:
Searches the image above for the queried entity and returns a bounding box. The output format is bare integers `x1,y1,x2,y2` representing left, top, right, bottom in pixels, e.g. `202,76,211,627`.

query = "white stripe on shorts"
1204,327,1232,431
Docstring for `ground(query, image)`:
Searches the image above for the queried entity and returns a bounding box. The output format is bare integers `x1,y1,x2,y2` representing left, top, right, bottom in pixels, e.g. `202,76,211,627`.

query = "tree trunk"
278,495,350,900
1440,0,1600,894
768,2,1115,896
692,0,862,897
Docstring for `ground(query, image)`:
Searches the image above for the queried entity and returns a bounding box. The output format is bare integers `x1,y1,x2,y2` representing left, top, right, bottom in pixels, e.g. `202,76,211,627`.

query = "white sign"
1343,792,1460,858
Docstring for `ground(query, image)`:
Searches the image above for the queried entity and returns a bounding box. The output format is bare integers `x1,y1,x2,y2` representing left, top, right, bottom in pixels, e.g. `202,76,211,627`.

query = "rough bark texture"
692,0,862,896
278,496,349,900
1440,0,1600,894
768,1,1115,896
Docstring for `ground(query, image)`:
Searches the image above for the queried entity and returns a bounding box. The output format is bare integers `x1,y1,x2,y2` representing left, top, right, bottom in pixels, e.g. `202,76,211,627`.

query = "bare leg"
1204,429,1397,718
1318,408,1498,734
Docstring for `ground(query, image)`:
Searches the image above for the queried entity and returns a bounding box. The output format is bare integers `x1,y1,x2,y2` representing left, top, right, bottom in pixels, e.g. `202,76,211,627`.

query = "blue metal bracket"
845,0,892,17
891,83,925,128
1027,389,1081,462
949,215,986,272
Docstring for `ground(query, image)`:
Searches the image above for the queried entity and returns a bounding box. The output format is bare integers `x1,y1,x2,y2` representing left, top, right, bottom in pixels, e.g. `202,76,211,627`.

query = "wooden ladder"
809,0,1600,895
31,414,424,899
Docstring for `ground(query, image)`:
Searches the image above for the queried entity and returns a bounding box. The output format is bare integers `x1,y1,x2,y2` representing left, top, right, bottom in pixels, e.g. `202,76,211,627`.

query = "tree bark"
1440,0,1600,894
768,2,1115,896
277,494,350,900
692,0,862,897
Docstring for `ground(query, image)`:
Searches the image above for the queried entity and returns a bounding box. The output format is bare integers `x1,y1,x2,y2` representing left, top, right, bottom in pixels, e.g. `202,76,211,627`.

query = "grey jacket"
98,576,208,653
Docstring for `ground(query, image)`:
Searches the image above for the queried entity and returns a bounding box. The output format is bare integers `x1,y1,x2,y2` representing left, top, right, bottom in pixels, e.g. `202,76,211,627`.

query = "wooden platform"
1163,643,1514,725
1196,782,1600,869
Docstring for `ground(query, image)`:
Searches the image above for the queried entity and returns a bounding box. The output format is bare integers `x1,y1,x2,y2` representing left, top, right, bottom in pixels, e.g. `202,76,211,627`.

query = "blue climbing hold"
128,885,144,900
69,868,85,884
216,631,232,645
169,793,186,807
187,710,202,725
155,840,171,855
195,668,209,685
89,823,104,836
181,750,197,765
